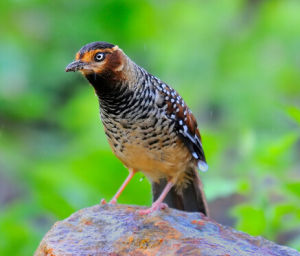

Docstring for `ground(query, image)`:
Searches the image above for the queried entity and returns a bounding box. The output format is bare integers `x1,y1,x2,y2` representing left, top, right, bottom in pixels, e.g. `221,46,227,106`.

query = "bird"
66,41,209,215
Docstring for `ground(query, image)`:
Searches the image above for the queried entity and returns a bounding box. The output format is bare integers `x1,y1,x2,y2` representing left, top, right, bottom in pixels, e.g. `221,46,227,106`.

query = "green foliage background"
0,0,300,254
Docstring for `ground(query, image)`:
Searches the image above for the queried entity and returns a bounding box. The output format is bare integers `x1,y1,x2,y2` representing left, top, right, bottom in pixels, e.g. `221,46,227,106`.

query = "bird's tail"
152,169,209,216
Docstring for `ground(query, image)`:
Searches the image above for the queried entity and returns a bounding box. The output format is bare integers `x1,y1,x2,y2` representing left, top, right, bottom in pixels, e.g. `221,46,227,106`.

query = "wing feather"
155,82,208,172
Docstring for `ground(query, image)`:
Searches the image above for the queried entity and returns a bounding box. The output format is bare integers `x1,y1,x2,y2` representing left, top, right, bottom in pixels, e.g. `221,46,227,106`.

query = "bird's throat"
85,72,133,116
85,72,122,97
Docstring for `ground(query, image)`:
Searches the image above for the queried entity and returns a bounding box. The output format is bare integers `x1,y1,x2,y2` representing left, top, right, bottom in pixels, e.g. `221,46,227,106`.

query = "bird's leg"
138,181,173,215
108,168,137,204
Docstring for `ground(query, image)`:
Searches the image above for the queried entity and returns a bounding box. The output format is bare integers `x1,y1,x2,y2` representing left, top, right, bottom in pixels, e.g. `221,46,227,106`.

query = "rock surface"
35,204,300,256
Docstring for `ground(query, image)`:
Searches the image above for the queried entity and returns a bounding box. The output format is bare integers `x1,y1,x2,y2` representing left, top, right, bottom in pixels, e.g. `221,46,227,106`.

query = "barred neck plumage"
85,58,158,119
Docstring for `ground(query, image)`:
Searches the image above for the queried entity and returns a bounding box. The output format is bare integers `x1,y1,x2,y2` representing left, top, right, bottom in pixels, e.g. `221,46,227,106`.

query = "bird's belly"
104,121,192,182
117,141,191,182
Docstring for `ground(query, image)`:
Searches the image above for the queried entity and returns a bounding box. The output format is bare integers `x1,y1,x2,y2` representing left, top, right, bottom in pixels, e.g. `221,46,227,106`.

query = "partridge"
66,42,209,215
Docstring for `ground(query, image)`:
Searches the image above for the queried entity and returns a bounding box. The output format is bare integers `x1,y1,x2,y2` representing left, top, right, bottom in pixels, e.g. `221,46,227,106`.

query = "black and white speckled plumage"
87,62,207,174
66,42,209,215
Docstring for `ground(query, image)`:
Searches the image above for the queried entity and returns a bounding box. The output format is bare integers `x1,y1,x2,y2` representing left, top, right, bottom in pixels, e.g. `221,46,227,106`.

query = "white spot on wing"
192,152,199,159
198,161,208,172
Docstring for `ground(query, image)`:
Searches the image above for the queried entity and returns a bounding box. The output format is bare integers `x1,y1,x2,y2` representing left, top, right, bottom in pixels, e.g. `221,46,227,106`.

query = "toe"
100,199,107,205
159,203,168,210
138,208,152,215
109,198,117,204
138,202,168,215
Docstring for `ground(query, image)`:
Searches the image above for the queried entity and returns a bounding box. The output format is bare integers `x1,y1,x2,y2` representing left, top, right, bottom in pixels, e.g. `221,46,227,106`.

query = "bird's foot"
138,202,168,215
109,198,117,204
100,198,118,205
100,199,107,205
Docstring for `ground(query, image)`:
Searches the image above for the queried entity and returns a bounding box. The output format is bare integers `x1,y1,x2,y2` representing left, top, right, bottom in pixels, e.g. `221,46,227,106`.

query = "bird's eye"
94,52,105,62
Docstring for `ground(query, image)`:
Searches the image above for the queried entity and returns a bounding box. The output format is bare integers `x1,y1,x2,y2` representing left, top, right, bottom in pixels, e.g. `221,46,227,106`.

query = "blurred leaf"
285,182,300,198
271,203,300,232
232,205,267,236
286,106,300,125
205,178,237,201
237,179,251,195
257,132,299,168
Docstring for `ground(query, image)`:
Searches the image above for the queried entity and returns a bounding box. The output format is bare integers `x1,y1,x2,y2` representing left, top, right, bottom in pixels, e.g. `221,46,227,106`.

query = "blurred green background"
1,0,300,254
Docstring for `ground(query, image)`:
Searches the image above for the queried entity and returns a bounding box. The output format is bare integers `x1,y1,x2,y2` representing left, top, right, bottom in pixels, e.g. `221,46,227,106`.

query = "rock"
35,204,300,256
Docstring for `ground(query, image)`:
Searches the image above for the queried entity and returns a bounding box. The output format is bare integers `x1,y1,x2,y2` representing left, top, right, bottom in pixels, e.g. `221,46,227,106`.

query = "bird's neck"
84,58,145,116
85,72,123,98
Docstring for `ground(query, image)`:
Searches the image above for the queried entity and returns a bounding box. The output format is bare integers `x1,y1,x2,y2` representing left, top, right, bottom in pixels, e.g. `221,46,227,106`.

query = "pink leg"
109,168,137,204
139,181,174,215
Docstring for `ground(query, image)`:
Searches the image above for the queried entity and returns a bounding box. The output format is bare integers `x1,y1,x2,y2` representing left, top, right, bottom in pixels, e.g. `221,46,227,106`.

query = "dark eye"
94,52,105,62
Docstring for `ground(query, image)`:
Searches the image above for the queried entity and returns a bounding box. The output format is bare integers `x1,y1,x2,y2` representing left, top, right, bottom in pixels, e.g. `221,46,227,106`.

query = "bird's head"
65,41,126,79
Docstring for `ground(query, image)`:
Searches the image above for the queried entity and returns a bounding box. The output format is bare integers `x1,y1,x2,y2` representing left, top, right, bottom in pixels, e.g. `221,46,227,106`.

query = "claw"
159,203,168,210
138,202,168,215
100,199,107,205
139,181,173,215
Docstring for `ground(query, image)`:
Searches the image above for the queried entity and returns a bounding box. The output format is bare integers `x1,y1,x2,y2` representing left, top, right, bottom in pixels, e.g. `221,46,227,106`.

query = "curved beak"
65,60,87,72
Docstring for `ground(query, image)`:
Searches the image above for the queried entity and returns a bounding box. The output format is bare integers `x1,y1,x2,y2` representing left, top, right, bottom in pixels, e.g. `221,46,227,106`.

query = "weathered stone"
35,204,300,256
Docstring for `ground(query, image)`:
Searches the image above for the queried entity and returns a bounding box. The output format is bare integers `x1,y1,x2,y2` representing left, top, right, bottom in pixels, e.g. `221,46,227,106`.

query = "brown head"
65,41,126,80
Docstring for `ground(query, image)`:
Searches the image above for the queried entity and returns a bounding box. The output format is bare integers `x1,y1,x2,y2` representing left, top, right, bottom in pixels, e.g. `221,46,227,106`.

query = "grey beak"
65,60,86,72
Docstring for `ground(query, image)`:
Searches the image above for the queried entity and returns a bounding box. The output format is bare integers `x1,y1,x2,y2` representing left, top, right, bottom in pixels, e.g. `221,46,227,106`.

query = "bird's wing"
155,82,208,172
